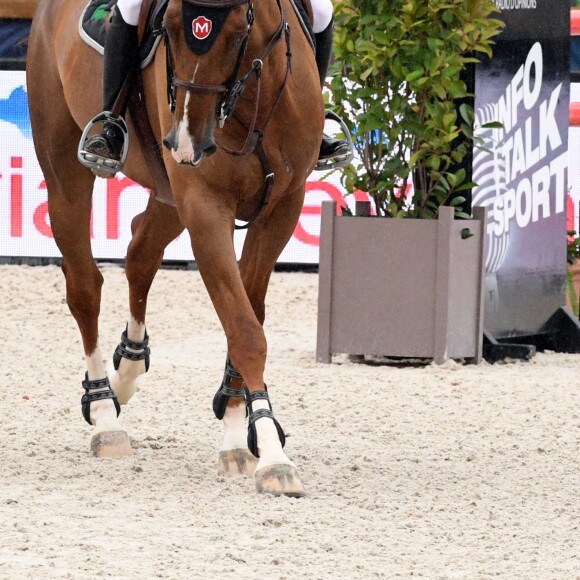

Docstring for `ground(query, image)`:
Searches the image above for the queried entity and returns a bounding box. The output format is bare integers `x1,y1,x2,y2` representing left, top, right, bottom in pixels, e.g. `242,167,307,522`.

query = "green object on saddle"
92,4,110,21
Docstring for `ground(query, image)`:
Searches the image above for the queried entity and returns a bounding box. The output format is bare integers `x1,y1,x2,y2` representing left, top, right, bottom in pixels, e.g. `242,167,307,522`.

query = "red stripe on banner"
10,156,23,237
571,102,580,126
572,10,580,36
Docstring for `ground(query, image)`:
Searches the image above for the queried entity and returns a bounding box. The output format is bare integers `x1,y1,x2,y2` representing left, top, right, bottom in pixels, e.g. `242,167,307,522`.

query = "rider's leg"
83,3,139,164
311,0,350,163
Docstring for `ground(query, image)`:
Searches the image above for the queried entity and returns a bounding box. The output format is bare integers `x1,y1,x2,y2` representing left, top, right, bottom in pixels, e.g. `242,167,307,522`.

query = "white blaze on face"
171,63,199,165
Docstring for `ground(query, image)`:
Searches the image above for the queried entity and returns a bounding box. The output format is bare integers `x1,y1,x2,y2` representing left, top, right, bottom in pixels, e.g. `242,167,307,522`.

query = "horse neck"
245,0,288,81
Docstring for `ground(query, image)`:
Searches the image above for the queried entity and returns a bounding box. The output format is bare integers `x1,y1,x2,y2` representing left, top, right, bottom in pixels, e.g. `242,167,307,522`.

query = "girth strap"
234,137,273,230
81,373,121,426
128,71,174,205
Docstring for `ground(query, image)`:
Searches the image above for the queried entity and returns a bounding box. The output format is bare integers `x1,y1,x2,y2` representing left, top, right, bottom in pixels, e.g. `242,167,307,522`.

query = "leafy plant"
330,0,503,218
568,229,580,263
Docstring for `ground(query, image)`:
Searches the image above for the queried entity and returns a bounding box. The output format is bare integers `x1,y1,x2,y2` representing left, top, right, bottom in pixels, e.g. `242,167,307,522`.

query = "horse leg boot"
214,359,258,477
109,198,184,404
81,10,138,176
314,18,350,165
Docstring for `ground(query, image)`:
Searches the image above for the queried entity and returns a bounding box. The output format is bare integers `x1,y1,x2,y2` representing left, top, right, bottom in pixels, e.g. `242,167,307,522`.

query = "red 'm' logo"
192,16,212,40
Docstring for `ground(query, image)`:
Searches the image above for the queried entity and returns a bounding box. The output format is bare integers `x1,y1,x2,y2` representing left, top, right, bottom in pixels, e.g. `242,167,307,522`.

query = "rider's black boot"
83,11,139,169
315,18,350,166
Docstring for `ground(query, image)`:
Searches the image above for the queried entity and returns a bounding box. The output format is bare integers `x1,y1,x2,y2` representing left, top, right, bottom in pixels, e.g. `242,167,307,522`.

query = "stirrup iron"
78,112,129,177
315,110,354,171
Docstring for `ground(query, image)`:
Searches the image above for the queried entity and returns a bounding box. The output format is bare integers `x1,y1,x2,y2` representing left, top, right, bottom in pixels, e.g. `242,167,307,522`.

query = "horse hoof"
90,430,132,458
254,464,305,497
217,449,258,477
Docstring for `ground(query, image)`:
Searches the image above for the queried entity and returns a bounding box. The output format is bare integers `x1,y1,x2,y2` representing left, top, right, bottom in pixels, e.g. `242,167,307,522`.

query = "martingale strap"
113,326,151,372
213,357,246,420
245,387,286,458
81,373,121,426
233,137,273,230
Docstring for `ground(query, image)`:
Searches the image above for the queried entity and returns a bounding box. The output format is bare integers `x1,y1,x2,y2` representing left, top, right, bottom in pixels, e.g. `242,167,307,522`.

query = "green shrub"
330,0,503,218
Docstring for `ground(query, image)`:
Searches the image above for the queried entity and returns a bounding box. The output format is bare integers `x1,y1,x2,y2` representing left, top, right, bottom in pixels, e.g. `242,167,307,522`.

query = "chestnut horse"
27,0,323,496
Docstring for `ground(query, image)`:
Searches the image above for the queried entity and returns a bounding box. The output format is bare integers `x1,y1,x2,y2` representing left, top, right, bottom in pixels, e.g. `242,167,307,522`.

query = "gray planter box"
316,202,487,364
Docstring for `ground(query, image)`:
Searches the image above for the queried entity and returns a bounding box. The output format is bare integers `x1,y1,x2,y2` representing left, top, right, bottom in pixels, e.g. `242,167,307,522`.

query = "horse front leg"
47,171,131,458
109,197,184,404
188,188,307,496
27,21,130,458
214,358,259,477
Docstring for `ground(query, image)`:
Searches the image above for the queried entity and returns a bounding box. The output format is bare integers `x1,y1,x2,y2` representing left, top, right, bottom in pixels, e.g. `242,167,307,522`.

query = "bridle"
161,0,293,228
164,0,290,137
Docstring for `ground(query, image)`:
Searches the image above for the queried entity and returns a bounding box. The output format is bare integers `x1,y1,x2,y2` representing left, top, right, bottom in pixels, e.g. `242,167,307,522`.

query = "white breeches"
116,0,142,26
116,0,333,34
311,0,333,33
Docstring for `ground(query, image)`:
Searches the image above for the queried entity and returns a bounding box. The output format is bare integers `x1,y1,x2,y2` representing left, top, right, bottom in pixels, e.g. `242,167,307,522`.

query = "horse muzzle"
163,127,217,167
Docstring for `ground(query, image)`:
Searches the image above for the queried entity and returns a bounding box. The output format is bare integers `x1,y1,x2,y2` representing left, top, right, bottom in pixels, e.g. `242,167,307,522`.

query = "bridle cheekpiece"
164,0,255,127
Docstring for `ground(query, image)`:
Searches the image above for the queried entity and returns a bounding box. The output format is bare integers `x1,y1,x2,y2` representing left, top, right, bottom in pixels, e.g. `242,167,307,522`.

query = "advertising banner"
0,70,360,264
473,0,570,337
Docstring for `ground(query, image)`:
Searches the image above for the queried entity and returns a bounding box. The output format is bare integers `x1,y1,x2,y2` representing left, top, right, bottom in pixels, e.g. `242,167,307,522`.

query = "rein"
163,0,292,228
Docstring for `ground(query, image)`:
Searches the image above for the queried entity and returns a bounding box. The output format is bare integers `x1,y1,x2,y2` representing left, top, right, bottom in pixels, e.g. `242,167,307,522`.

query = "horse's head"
162,0,253,166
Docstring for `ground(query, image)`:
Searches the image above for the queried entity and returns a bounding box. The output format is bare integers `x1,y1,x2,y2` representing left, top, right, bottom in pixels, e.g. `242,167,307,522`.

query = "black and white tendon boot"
109,324,150,405
245,387,305,497
78,11,138,177
81,372,131,458
213,358,258,477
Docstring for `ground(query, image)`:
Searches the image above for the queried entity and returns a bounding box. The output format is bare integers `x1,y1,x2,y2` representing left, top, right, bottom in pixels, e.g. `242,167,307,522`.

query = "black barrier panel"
473,1,570,338
0,19,31,61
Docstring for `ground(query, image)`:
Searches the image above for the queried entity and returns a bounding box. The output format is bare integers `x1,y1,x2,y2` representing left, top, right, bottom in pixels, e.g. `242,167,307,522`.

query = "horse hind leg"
109,197,184,403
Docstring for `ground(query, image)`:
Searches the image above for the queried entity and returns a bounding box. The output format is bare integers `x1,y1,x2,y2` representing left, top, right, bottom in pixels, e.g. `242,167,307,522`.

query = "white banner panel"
4,69,578,263
0,70,363,263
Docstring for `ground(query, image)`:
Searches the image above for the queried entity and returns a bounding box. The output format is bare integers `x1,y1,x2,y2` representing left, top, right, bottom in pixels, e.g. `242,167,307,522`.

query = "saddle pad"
78,0,164,68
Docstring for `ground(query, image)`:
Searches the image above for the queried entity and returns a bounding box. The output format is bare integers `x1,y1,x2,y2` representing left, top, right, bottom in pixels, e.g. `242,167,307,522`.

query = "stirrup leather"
78,112,129,177
81,373,121,426
113,326,151,372
315,110,354,171
213,357,246,420
245,388,286,458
